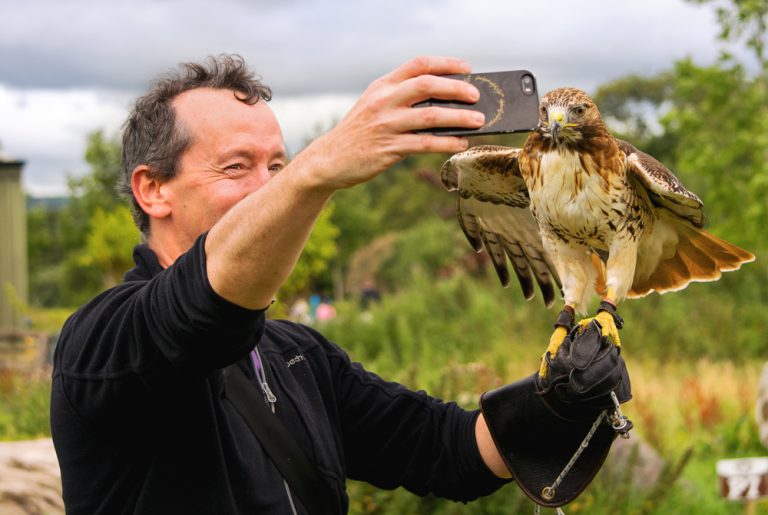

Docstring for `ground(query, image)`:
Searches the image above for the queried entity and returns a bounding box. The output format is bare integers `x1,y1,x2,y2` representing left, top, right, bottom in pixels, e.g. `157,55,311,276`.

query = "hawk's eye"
572,105,586,117
540,106,548,120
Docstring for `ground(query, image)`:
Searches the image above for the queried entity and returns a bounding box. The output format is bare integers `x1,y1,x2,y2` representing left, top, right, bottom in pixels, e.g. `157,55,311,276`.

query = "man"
51,54,630,513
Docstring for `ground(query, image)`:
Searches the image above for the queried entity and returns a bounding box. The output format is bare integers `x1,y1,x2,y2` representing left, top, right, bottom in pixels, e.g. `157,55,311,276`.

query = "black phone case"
414,70,539,136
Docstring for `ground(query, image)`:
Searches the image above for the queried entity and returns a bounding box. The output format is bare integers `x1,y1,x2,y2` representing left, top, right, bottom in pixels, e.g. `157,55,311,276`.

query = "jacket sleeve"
325,339,510,502
56,234,265,383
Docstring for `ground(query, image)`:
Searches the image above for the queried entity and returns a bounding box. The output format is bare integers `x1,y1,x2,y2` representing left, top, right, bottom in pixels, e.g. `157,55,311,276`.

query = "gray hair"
118,54,272,236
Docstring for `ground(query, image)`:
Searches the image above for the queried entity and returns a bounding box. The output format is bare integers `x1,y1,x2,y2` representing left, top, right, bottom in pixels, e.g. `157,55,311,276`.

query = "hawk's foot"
577,301,624,347
538,307,575,378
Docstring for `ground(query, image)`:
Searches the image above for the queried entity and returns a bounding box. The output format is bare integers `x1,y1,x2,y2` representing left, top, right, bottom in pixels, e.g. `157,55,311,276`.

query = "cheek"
176,176,265,231
209,183,254,216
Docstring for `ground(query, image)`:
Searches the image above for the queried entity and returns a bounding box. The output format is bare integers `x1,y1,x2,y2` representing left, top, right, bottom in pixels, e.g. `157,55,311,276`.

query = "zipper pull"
261,381,277,404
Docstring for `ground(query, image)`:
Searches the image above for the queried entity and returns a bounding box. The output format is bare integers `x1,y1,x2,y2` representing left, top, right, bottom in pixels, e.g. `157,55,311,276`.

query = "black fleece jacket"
51,234,507,514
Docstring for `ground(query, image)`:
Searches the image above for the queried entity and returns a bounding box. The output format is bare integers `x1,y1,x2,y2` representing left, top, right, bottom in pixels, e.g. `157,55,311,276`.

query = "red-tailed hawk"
442,87,754,350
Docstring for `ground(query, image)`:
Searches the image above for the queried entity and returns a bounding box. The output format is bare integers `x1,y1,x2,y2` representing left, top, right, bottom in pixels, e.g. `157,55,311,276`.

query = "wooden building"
0,157,27,329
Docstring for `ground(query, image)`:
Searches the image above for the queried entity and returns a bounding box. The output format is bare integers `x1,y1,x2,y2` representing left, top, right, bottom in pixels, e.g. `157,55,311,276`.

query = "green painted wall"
0,160,27,329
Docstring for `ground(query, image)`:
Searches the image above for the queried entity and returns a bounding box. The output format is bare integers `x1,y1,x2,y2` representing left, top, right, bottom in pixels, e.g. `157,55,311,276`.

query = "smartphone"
414,70,539,136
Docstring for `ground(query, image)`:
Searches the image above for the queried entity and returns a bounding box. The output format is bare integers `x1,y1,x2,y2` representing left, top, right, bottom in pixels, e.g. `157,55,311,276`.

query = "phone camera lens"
521,75,534,95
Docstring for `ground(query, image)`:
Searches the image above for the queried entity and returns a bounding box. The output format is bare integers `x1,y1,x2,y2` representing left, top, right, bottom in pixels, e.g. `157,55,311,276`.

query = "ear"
131,165,172,221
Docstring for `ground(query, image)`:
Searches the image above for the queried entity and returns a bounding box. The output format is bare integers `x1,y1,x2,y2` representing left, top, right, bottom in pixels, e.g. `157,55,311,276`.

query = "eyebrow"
219,146,287,162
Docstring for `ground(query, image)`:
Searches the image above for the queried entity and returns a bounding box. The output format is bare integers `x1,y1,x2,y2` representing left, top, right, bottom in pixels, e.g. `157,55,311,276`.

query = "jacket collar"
124,244,164,282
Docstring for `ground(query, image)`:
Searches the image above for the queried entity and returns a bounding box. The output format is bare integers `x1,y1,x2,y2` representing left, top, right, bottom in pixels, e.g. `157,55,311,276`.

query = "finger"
388,132,472,155
396,105,485,133
393,74,481,107
385,56,472,84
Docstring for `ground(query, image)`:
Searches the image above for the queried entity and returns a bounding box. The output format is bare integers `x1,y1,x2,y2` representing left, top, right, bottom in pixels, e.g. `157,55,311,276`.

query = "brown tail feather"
686,229,755,269
675,238,716,276
652,252,691,292
629,225,754,298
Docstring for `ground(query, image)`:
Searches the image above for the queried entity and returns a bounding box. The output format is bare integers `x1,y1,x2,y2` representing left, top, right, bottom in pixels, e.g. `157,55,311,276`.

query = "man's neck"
146,230,191,269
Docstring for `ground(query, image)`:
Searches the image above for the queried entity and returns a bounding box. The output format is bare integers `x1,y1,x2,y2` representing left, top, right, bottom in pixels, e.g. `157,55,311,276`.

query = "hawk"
441,87,754,357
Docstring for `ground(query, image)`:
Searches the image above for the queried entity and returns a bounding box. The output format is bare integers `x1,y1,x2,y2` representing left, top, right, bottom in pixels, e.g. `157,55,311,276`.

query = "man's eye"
226,163,244,170
269,163,285,174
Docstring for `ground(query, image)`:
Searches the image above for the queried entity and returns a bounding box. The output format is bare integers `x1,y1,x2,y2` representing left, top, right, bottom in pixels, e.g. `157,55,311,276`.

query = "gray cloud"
0,0,744,195
0,0,723,93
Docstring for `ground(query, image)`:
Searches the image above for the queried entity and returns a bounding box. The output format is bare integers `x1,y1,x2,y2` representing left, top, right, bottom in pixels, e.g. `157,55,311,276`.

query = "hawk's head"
537,88,605,148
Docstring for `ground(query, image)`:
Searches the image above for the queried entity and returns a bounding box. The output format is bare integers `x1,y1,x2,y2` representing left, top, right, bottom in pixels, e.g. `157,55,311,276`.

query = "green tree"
27,203,70,306
689,0,768,67
277,203,340,301
79,205,140,288
657,58,767,247
28,131,132,306
60,131,127,301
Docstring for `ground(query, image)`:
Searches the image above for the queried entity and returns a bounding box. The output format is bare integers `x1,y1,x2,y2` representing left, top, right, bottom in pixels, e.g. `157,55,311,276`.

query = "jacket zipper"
253,347,298,515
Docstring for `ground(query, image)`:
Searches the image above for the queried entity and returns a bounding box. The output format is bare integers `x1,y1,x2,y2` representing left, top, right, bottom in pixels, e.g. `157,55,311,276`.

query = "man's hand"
292,56,485,192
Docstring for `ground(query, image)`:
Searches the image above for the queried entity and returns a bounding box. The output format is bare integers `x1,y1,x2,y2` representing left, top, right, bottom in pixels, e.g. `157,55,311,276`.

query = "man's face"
162,87,287,249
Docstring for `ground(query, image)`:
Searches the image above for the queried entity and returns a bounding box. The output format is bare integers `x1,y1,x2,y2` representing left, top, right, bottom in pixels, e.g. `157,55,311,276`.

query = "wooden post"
0,158,27,330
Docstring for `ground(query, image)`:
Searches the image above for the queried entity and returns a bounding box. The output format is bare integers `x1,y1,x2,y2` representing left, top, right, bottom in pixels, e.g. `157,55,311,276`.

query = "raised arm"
205,56,485,309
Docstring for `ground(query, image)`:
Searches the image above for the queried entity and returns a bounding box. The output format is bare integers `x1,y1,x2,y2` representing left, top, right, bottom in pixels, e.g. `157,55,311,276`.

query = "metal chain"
536,389,633,511
540,410,607,502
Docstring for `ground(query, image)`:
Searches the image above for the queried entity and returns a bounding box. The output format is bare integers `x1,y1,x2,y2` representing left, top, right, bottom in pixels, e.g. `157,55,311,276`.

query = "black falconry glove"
480,312,632,508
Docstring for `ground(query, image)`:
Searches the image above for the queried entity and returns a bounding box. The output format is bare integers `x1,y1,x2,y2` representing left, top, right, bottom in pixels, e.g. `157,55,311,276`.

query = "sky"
0,0,741,196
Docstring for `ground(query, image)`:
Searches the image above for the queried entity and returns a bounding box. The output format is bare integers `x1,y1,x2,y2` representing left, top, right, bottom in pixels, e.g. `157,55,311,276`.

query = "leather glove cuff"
480,374,616,507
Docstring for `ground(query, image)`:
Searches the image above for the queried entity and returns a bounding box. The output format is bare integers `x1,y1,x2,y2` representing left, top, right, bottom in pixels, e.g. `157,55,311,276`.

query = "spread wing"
617,139,705,227
441,145,561,307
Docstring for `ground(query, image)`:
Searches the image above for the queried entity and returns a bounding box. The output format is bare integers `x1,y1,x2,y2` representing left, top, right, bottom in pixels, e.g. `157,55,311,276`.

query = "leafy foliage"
658,58,768,250
688,0,768,67
79,205,140,287
277,203,340,300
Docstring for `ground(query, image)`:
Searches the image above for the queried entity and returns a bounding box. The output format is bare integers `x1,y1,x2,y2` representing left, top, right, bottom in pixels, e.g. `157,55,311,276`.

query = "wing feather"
441,145,560,307
617,139,705,227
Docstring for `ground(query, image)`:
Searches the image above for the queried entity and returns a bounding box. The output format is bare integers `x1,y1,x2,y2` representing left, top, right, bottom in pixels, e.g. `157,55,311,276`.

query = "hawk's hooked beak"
547,110,567,145
550,119,562,145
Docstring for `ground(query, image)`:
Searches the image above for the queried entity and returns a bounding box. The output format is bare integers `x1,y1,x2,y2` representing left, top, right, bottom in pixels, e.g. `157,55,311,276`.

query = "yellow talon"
539,325,569,378
577,311,621,347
